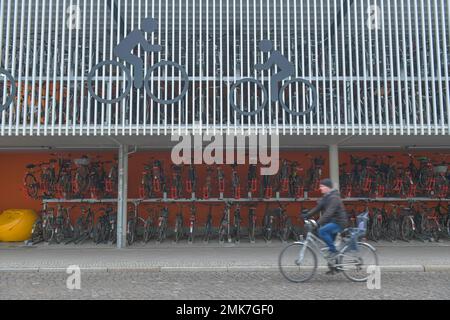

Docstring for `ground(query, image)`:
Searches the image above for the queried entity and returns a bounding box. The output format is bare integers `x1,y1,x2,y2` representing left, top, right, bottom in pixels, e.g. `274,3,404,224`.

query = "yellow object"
0,209,38,242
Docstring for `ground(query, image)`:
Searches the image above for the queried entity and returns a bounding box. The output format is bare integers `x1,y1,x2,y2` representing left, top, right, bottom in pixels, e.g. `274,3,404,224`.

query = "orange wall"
0,150,447,226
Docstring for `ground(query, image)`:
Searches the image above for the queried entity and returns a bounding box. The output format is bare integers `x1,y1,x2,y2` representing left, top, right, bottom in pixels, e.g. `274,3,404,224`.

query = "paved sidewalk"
1,240,450,272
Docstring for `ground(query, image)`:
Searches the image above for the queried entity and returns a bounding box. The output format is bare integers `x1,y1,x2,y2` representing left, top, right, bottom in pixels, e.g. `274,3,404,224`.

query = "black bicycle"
156,207,169,243
187,204,197,244
174,208,185,243
203,205,214,243
219,202,233,244
248,205,257,244
233,204,242,244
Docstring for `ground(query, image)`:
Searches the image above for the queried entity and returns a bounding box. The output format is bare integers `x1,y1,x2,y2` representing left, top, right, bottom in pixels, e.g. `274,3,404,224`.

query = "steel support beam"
329,144,340,191
117,144,129,249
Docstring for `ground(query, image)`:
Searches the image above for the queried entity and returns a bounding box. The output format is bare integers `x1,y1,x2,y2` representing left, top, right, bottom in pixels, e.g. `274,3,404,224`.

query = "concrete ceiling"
0,134,449,151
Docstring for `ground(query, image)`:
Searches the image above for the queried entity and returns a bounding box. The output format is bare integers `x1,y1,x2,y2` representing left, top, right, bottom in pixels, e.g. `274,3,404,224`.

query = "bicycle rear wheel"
341,242,379,282
278,242,317,283
279,78,317,116
30,220,43,243
24,173,39,199
144,61,189,105
0,68,17,113
401,216,415,242
127,220,136,245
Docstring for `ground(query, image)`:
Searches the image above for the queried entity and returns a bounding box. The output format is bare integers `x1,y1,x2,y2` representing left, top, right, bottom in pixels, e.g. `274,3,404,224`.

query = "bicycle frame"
298,228,371,271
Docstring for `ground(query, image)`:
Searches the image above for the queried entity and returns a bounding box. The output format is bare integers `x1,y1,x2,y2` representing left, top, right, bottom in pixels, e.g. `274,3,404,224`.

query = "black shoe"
325,269,336,275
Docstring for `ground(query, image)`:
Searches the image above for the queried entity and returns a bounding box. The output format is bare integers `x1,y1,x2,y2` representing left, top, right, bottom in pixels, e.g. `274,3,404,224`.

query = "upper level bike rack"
41,197,450,204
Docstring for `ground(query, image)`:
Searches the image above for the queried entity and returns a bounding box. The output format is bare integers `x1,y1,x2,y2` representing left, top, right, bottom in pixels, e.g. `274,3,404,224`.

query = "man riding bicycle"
302,179,348,263
113,17,162,89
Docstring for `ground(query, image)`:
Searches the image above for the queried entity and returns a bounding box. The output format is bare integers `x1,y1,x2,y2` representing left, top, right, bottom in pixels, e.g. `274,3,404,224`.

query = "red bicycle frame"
250,179,257,193
265,186,273,199
281,178,289,192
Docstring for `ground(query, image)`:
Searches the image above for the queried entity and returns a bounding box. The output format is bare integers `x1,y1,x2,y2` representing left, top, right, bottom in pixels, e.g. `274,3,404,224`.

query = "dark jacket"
305,189,348,228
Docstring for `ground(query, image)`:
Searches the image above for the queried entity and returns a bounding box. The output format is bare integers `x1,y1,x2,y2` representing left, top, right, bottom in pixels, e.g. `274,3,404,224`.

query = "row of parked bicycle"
140,156,325,199
29,200,450,246
23,154,118,200
355,201,450,243
23,153,450,202
340,153,450,199
23,154,327,200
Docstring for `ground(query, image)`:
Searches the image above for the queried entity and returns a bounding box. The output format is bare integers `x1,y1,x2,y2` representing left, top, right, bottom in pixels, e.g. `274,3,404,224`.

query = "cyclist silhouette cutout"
87,18,188,105
254,39,295,102
114,17,162,89
229,39,316,117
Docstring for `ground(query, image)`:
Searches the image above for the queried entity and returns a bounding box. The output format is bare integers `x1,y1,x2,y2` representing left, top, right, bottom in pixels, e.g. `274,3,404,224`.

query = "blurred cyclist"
302,178,348,263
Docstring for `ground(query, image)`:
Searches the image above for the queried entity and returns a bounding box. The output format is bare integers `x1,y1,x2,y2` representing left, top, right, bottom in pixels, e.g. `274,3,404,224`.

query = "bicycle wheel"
249,222,256,243
144,61,189,105
24,173,39,199
341,242,379,282
87,60,132,104
229,78,268,116
279,78,317,116
278,242,317,283
401,216,414,242
127,220,136,246
143,218,154,243
93,222,103,244
42,223,54,243
75,171,89,195
371,215,383,241
54,227,64,244
446,218,450,238
218,224,226,243
30,220,43,243
0,68,17,113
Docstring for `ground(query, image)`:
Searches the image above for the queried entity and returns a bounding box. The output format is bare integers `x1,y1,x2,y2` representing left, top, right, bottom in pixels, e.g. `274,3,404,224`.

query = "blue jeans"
318,223,342,253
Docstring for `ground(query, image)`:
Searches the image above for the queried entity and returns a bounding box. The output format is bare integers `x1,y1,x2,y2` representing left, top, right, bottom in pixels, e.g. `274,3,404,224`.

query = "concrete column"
117,144,128,249
329,144,340,191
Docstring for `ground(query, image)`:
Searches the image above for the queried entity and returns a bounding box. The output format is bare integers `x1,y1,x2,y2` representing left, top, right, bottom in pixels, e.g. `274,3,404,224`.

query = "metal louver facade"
0,0,449,137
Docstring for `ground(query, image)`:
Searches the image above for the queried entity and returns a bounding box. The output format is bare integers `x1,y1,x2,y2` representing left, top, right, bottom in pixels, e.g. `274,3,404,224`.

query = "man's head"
142,18,158,33
319,178,333,194
258,39,273,53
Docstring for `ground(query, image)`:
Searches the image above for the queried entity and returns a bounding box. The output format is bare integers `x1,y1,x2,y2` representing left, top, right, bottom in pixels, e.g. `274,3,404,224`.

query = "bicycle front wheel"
144,61,189,105
279,78,317,116
341,242,379,282
278,242,317,283
24,173,39,199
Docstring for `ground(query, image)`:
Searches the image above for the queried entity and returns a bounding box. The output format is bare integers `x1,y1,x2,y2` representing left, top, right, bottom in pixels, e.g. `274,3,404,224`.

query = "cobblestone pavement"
1,242,450,270
1,271,449,300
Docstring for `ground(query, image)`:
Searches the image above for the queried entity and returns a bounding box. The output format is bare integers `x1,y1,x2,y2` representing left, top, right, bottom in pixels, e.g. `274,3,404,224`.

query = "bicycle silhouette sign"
88,18,316,118
1,18,317,118
230,39,317,117
87,18,189,105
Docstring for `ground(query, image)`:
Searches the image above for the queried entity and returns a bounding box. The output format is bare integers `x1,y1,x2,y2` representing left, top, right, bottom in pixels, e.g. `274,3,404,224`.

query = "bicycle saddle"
26,164,36,169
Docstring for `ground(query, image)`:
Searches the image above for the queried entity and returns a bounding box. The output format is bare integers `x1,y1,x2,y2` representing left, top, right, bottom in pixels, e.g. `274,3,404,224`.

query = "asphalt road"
1,270,449,300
